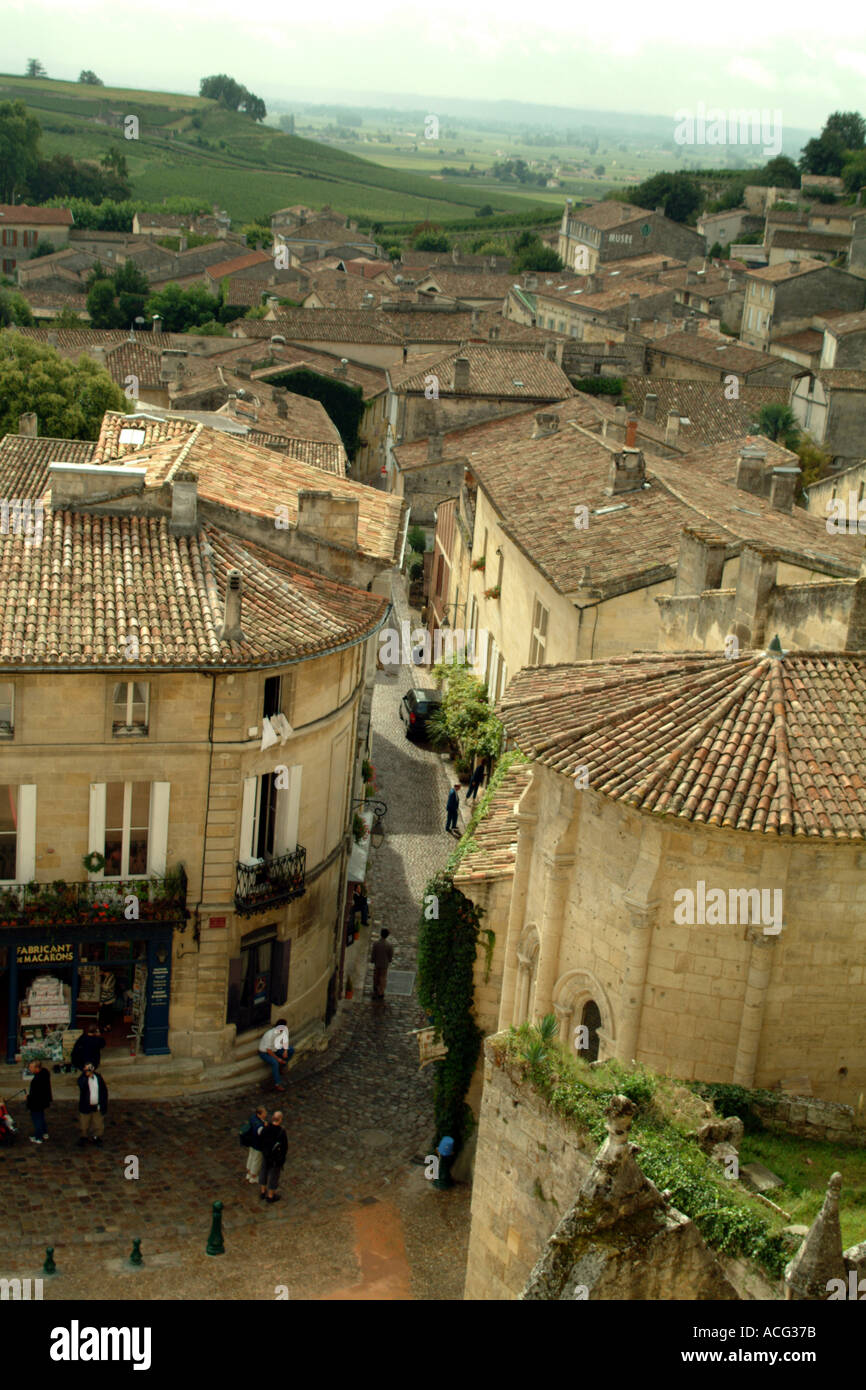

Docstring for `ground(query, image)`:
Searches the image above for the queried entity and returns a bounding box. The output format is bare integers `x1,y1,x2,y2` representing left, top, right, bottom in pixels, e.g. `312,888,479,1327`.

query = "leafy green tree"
114,259,149,297
842,149,866,193
414,232,450,252
145,281,220,332
185,319,229,336
757,403,799,449
0,333,127,438
594,164,606,175
709,241,723,259
25,59,46,78
86,278,124,329
511,238,563,272
758,155,799,187
78,70,103,85
824,111,866,150
0,291,35,326
30,239,57,259
407,524,427,553
53,305,84,328
101,147,129,180
475,203,494,217
0,100,42,202
632,171,701,223
242,93,267,122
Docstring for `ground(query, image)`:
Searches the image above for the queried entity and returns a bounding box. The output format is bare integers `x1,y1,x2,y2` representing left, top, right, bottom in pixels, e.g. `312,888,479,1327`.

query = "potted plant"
471,556,486,571
484,585,501,599
352,812,368,844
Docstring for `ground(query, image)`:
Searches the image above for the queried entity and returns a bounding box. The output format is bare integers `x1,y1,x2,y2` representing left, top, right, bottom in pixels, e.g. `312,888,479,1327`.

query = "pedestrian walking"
258,1018,294,1091
465,763,485,803
243,1105,268,1184
446,783,461,833
370,928,394,1001
77,1063,108,1146
25,1060,52,1144
259,1111,288,1203
71,1024,105,1072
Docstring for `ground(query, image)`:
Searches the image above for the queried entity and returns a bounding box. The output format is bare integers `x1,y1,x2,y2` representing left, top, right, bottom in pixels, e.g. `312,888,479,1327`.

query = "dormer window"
0,682,13,737
113,682,149,735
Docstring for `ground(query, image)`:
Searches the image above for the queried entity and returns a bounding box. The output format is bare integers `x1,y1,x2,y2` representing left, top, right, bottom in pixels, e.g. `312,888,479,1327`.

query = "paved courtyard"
0,579,472,1300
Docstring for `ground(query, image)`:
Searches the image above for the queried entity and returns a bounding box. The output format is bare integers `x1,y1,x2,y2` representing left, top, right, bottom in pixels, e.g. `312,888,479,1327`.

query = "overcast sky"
7,0,866,129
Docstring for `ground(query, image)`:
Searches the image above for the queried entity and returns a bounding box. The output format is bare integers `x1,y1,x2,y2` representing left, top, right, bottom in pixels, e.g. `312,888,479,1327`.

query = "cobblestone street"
0,578,471,1301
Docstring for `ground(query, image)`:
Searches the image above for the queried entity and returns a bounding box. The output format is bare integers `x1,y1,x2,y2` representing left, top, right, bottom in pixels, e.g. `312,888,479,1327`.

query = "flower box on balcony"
484,586,501,599
471,556,486,571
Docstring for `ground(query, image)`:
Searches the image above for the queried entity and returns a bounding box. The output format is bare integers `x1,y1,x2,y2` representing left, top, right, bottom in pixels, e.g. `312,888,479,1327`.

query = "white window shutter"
88,783,106,876
273,767,302,857
239,776,257,862
274,767,302,856
147,782,171,877
16,784,37,882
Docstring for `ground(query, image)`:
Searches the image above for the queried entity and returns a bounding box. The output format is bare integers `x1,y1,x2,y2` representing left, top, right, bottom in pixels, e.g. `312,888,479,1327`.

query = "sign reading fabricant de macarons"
17,942,74,966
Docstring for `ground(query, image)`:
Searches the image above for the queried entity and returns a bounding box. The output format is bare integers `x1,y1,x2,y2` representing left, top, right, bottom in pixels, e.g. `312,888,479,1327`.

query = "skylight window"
119,428,146,446
593,502,629,516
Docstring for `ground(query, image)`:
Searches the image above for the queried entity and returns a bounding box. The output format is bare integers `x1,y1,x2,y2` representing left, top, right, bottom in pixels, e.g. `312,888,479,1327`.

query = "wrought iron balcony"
0,867,189,932
235,846,306,916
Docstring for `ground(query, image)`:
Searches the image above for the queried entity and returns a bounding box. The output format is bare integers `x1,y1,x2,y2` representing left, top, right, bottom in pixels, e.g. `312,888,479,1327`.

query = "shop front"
0,871,187,1063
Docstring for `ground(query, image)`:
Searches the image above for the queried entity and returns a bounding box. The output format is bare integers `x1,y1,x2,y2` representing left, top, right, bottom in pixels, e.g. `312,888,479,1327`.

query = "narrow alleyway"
0,576,471,1300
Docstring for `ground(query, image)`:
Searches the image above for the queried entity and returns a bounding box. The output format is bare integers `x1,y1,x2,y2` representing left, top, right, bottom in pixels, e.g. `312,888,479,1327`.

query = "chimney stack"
334,358,348,379
735,443,767,496
522,272,538,291
789,259,800,273
686,268,698,285
614,404,627,427
674,528,727,595
684,315,698,334
531,412,560,439
18,412,38,437
219,570,244,643
643,393,658,422
453,355,470,391
665,410,680,446
606,447,646,495
625,418,638,448
169,469,198,535
769,465,801,513
152,315,163,335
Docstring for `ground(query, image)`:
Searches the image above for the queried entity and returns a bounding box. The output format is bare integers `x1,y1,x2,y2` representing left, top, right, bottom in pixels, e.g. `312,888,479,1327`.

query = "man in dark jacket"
370,929,394,1001
446,783,461,834
77,1063,108,1146
71,1026,105,1073
26,1061,52,1144
259,1111,288,1203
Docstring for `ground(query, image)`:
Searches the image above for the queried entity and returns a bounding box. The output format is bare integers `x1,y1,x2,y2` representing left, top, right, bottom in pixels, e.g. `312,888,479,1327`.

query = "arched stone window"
552,969,615,1062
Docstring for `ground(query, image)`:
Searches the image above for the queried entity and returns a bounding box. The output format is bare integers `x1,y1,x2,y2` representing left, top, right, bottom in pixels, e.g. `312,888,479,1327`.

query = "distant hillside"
0,74,551,225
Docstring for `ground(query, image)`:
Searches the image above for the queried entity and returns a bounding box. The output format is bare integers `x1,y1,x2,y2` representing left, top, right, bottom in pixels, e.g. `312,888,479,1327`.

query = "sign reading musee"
16,942,74,966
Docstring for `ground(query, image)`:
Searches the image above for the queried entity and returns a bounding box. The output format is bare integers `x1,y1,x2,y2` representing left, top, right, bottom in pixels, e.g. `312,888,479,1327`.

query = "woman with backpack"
242,1105,268,1184
258,1110,288,1204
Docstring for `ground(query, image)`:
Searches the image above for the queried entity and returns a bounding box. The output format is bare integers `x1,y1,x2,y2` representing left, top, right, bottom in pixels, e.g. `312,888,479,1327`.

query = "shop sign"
17,942,74,966
150,965,170,1005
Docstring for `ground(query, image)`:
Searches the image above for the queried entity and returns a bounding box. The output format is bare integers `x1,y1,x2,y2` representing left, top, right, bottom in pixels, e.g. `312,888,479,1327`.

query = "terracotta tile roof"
568,200,650,230
452,763,533,883
651,330,780,375
0,513,386,670
388,345,574,398
92,413,194,463
377,310,553,345
770,232,850,253
818,369,866,391
302,272,398,310
3,327,189,354
246,346,387,399
394,399,860,595
19,291,88,310
416,270,519,302
249,435,345,474
102,340,163,389
771,330,823,353
558,278,671,314
747,258,827,283
0,204,73,226
826,310,866,337
0,433,94,499
655,268,734,297
625,378,789,446
498,649,866,839
114,426,403,564
204,250,273,280
256,310,402,345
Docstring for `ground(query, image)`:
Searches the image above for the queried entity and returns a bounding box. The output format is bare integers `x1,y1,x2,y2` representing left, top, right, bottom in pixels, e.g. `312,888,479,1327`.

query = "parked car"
399,688,442,739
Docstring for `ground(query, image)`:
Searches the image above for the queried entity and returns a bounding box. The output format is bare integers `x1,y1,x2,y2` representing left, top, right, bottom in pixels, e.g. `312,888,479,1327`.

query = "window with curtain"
112,681,149,733
104,782,150,877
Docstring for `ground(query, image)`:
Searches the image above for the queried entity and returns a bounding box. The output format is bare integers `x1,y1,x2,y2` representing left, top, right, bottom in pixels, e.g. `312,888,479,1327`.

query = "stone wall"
754,1094,866,1146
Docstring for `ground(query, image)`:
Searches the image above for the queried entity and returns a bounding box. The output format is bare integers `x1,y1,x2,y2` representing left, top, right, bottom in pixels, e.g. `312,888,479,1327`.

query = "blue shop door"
142,939,172,1055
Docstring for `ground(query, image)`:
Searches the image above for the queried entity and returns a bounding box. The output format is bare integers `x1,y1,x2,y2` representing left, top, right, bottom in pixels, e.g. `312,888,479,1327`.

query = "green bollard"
43,1247,56,1275
129,1238,143,1267
206,1200,225,1256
